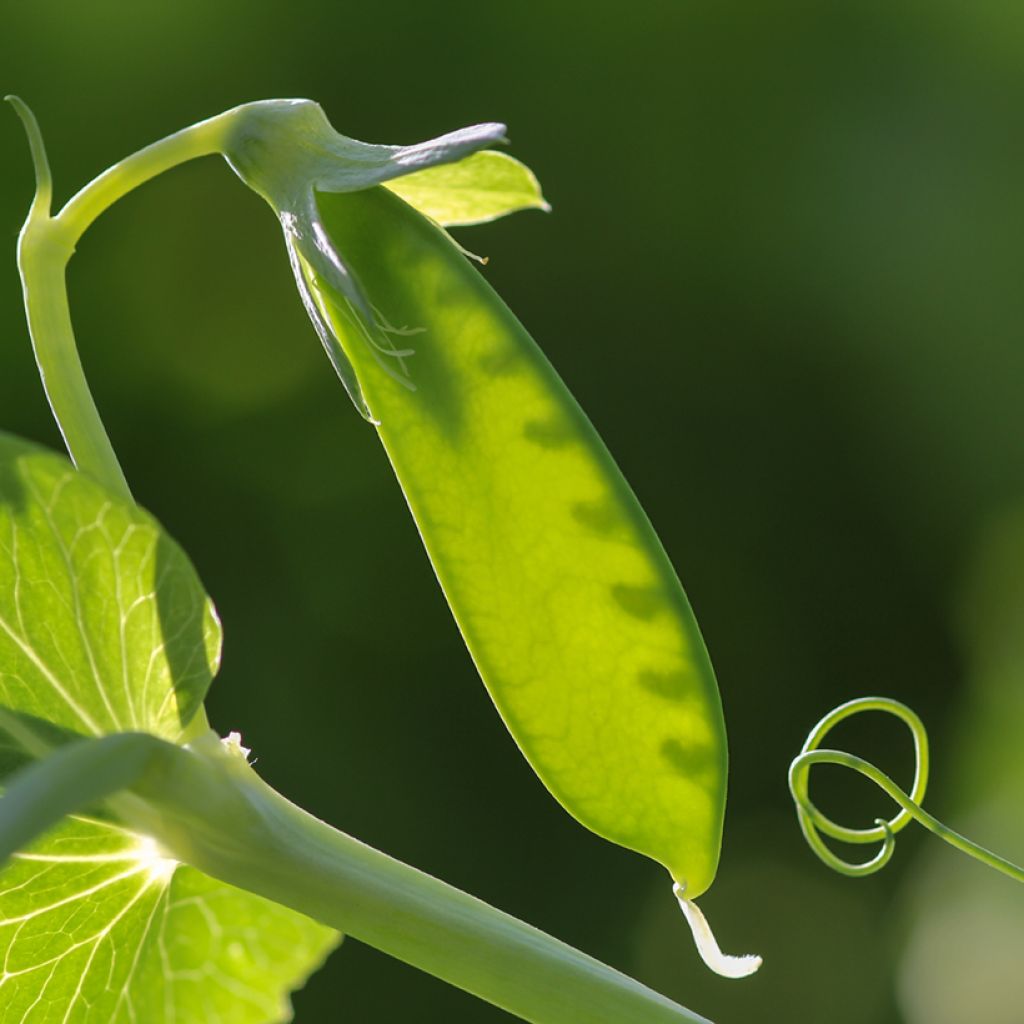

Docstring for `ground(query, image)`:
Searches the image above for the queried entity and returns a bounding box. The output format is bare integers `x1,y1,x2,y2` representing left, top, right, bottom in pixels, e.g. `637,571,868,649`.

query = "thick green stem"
210,788,703,1023
131,737,710,1024
148,745,712,1024
0,733,710,1024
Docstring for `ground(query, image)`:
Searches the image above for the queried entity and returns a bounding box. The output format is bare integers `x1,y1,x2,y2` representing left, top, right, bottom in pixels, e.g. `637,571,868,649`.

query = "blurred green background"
2,2,1023,1021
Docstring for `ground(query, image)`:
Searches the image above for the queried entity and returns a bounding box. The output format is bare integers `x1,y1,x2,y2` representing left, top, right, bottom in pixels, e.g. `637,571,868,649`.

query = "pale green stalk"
56,111,232,243
8,96,233,501
146,737,710,1024
0,732,710,1024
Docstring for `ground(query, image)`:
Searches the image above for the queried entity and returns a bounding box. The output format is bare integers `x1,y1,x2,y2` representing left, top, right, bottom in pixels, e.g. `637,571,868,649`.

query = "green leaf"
0,815,338,1023
0,433,218,746
0,435,338,1021
300,187,728,900
384,151,550,226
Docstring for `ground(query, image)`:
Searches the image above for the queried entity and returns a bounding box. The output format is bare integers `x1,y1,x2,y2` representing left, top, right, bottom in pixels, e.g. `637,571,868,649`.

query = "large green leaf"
0,434,338,1022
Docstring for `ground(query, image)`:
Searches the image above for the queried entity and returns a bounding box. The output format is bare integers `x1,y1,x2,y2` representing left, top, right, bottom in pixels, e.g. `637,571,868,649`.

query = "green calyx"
222,98,510,206
220,99,540,419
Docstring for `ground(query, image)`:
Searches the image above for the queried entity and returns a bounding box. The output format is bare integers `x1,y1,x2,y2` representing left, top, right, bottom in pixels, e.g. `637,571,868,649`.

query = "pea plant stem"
0,731,711,1024
17,239,133,500
162,754,711,1024
56,111,231,245
9,97,233,502
9,95,228,732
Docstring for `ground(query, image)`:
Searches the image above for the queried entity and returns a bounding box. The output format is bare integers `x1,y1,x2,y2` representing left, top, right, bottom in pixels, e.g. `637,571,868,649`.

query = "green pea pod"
306,189,758,976
310,184,726,881
223,102,759,976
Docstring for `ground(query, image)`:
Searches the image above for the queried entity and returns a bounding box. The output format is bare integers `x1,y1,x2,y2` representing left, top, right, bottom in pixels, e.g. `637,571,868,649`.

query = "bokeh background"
2,2,1023,1022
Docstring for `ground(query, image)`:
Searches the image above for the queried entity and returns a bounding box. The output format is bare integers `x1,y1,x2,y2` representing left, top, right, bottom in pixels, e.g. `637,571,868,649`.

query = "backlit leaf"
0,435,338,1022
384,150,550,226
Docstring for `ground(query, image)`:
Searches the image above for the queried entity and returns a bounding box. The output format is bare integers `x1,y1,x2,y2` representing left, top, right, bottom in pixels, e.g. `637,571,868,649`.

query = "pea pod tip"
672,881,762,980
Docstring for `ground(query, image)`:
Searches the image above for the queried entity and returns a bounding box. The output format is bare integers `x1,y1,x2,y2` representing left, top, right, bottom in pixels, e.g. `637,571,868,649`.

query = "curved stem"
56,110,233,247
8,97,216,727
16,240,133,499
789,696,1024,883
8,99,236,501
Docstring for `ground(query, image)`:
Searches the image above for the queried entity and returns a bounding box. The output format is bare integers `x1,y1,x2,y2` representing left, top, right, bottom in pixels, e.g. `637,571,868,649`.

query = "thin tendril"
6,96,53,217
789,696,1024,883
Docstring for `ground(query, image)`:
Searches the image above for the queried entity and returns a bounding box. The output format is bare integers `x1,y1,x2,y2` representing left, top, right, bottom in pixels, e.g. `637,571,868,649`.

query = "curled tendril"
789,696,1024,884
